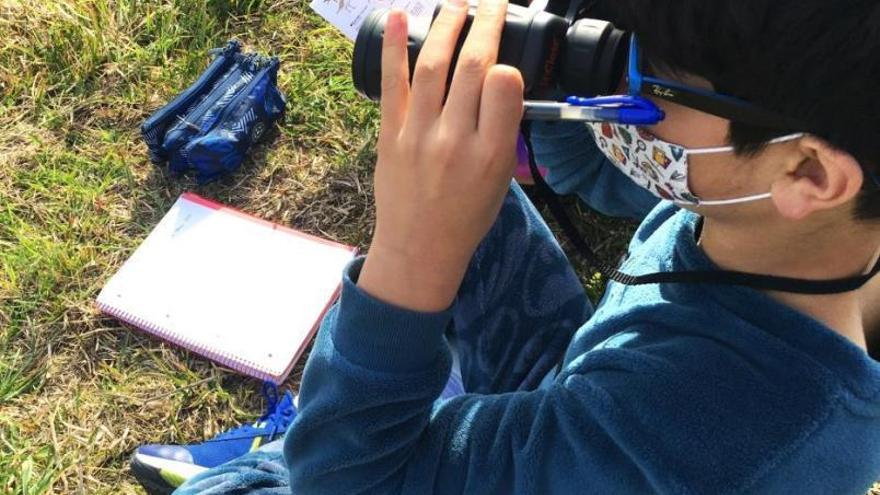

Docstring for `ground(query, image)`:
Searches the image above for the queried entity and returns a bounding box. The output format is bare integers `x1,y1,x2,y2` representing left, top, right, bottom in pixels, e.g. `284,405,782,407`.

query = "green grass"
1,1,876,494
0,1,384,492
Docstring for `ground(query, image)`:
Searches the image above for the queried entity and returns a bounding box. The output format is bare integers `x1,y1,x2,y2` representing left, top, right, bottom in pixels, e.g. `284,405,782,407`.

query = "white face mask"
587,121,804,206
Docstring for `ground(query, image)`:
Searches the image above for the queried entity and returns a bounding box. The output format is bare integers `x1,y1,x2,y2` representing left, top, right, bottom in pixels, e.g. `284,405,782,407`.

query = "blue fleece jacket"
284,121,880,494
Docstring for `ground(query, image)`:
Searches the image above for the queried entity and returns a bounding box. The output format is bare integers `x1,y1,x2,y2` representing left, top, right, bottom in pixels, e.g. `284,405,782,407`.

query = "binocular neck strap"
519,122,880,295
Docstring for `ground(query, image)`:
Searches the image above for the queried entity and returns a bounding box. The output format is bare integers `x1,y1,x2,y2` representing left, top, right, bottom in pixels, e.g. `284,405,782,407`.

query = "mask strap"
519,123,878,295
684,133,805,156
682,144,736,156
686,192,772,207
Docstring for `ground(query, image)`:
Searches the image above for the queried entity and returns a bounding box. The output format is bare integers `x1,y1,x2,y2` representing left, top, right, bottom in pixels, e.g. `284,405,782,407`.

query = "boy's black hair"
608,0,880,219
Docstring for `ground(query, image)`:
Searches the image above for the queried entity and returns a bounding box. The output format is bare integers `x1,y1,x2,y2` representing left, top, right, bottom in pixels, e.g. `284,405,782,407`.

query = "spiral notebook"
97,193,357,383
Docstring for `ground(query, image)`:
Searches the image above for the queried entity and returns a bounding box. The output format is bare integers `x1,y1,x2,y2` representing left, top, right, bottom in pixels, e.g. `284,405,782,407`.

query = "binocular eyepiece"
352,3,629,101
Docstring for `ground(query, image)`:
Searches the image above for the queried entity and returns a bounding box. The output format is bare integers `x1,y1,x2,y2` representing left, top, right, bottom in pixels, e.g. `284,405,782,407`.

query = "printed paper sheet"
309,0,440,40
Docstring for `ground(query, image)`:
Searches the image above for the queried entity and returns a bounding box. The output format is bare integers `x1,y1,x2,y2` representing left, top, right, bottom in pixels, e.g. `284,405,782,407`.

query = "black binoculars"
352,1,628,101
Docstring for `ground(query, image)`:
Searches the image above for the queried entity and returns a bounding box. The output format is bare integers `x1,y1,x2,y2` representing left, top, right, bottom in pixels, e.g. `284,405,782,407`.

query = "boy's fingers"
408,0,468,129
478,64,524,170
444,0,508,128
380,10,410,133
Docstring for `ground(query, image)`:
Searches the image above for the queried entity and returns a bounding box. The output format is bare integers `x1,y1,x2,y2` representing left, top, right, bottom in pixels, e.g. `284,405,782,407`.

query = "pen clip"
565,95,665,125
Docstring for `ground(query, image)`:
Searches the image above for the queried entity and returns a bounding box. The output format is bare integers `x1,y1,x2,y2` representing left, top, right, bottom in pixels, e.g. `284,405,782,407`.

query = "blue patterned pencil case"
141,41,286,183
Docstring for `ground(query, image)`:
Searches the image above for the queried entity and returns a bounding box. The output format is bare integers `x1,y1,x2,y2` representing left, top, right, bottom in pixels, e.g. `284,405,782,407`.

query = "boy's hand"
358,0,524,312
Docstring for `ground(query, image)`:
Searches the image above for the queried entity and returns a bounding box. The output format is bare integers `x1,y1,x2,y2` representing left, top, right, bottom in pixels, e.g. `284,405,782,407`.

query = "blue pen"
523,95,665,125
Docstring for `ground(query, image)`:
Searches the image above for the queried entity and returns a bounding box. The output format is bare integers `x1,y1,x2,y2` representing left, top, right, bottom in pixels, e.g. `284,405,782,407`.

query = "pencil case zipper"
161,58,250,156
207,57,278,134
165,56,273,175
183,58,283,182
141,40,241,163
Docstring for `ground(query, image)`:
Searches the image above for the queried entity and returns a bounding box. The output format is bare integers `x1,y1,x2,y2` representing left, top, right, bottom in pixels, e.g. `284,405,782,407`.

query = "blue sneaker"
130,383,297,495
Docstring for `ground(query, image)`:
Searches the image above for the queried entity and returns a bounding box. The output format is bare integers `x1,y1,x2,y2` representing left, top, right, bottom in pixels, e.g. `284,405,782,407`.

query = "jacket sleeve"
529,120,659,220
283,258,654,494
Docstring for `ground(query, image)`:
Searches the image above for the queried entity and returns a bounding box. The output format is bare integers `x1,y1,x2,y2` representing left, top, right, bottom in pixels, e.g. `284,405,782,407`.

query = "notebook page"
99,196,354,378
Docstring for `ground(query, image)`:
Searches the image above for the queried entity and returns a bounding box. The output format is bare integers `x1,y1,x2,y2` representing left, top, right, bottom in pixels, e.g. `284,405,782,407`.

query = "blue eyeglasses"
626,35,802,130
564,35,803,130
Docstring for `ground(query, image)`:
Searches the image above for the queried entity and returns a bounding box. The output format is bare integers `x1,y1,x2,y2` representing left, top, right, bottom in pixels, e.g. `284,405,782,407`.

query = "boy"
172,0,880,493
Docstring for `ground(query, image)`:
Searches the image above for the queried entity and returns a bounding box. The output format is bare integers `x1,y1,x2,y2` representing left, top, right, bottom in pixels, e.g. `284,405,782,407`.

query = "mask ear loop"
685,133,806,156
685,193,772,207
677,133,807,206
518,122,880,295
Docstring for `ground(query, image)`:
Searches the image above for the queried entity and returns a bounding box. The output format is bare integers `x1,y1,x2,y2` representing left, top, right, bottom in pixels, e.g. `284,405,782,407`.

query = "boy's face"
636,71,805,220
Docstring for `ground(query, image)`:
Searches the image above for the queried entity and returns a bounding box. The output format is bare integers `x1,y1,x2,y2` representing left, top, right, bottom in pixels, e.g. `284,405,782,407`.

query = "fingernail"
387,9,406,33
387,9,401,27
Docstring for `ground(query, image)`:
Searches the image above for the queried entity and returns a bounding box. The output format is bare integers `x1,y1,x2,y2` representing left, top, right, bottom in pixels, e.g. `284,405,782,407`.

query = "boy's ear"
771,136,864,220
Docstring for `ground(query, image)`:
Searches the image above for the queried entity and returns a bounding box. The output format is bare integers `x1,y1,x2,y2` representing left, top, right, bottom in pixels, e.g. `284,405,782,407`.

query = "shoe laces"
207,381,296,443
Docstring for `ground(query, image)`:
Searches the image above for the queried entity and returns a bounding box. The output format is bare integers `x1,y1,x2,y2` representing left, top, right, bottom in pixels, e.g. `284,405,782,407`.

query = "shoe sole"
130,453,208,495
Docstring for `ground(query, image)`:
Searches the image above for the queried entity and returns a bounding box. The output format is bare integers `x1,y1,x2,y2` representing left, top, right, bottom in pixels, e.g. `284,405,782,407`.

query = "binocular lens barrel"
352,3,629,102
